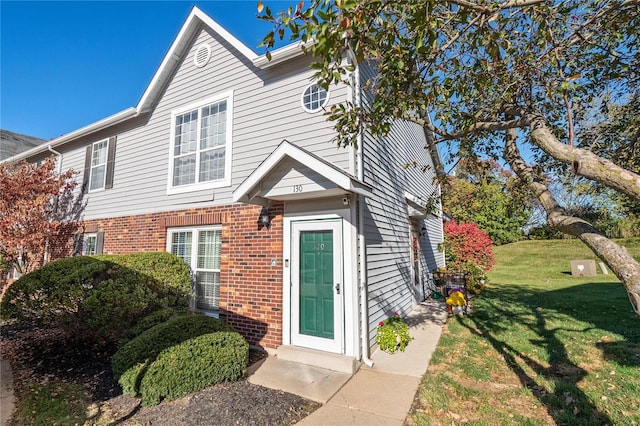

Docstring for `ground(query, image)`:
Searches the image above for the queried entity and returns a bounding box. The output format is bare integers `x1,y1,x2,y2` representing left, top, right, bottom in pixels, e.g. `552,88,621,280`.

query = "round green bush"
140,331,248,406
0,252,192,339
112,314,234,395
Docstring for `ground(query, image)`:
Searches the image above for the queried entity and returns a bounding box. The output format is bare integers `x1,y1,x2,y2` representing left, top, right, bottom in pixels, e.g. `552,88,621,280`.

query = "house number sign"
292,184,303,193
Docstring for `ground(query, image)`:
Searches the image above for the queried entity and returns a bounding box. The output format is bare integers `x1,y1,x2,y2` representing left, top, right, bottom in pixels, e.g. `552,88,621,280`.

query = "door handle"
335,283,340,294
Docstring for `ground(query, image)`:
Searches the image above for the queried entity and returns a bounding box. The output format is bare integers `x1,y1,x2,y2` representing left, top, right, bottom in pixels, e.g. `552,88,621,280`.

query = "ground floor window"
73,231,104,256
167,226,221,311
83,233,98,255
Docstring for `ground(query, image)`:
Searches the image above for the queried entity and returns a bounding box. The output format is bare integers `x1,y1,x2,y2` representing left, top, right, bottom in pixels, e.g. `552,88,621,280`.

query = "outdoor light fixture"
258,207,271,229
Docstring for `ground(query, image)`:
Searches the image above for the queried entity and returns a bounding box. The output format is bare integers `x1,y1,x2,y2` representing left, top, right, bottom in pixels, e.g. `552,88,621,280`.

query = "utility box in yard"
570,259,597,277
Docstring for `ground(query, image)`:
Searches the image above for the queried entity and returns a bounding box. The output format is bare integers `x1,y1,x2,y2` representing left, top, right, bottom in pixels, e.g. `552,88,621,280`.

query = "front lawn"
409,238,640,425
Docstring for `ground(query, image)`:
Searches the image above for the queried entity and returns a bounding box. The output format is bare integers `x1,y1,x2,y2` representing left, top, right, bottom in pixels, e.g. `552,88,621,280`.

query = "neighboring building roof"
0,129,46,161
2,6,307,164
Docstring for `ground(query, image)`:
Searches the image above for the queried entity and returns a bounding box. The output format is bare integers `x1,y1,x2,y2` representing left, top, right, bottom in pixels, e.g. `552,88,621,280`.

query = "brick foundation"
79,202,284,349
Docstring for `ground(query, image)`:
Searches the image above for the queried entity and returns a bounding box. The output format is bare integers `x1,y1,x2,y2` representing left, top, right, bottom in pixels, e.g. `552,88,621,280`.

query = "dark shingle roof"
0,129,47,161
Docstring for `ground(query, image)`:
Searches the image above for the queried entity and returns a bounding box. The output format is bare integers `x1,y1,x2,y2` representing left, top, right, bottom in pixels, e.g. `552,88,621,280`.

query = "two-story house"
5,6,444,370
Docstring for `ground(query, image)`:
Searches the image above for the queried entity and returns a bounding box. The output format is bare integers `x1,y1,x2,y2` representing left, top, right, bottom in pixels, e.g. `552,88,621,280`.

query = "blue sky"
0,1,294,140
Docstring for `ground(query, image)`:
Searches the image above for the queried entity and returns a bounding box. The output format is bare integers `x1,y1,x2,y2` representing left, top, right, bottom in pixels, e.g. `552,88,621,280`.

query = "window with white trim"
168,226,222,311
301,83,329,112
169,93,232,193
89,140,108,191
83,233,98,255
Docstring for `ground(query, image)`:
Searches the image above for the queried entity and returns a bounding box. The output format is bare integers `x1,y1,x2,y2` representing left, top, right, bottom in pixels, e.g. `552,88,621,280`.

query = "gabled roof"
3,6,306,164
233,140,373,205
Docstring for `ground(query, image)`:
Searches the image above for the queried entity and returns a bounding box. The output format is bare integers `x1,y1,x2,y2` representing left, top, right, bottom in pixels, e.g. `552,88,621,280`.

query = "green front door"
299,230,334,339
291,219,342,352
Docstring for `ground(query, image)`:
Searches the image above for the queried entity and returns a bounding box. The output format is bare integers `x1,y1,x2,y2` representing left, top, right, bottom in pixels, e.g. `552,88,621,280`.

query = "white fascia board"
253,40,313,69
233,140,372,203
137,6,258,112
404,191,424,206
2,108,138,163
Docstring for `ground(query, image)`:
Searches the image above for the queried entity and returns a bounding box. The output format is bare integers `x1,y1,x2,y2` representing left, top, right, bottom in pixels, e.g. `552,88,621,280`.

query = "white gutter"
253,40,313,69
3,107,137,164
347,49,374,368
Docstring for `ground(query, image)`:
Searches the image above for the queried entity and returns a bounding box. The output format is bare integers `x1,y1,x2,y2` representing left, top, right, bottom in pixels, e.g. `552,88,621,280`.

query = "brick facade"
79,202,285,349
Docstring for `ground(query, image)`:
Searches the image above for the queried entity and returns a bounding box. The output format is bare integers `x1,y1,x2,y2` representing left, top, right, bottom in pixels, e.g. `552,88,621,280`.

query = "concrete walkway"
0,359,16,426
251,299,448,425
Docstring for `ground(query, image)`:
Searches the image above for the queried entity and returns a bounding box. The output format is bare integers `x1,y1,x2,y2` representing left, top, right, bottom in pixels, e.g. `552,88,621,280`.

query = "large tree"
0,157,81,279
259,0,640,314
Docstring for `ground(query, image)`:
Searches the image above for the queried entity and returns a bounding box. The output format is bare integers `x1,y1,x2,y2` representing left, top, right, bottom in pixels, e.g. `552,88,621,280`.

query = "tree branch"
503,106,640,201
407,113,530,140
503,126,640,315
447,0,545,13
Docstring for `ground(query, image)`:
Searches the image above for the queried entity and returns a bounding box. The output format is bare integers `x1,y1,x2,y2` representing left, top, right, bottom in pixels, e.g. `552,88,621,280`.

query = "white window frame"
301,83,329,113
88,139,108,192
166,226,222,314
167,92,233,195
82,233,98,255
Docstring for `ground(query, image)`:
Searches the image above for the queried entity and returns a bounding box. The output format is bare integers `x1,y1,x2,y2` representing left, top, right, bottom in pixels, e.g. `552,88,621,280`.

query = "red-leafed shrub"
444,221,495,271
443,221,495,292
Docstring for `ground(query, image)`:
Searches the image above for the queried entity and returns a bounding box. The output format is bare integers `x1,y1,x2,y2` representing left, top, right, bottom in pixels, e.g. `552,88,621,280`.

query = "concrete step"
277,345,358,374
248,357,351,403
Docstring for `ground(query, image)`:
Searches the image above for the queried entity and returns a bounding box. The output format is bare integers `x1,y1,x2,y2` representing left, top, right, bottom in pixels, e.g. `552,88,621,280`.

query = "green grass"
10,381,90,426
410,238,640,426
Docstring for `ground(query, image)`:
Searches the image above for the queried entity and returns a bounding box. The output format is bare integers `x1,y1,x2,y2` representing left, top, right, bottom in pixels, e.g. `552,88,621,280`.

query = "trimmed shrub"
0,256,108,324
119,307,191,346
95,252,192,307
0,252,192,339
112,314,234,395
139,331,248,406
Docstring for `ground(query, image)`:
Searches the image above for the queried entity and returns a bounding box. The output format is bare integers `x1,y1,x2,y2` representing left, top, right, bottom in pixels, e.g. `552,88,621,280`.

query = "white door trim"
291,220,343,352
283,213,347,354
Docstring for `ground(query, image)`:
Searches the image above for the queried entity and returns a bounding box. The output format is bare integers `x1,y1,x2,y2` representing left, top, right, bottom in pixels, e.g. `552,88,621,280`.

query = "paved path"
0,359,15,426
250,298,448,425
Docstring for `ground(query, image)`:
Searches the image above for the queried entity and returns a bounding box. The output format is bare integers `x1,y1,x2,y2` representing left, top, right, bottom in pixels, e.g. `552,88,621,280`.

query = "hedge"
140,331,248,406
0,252,192,339
112,314,234,395
119,307,191,346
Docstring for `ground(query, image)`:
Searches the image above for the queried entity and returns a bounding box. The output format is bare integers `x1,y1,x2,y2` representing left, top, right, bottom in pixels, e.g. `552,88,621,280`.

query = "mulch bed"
0,322,319,425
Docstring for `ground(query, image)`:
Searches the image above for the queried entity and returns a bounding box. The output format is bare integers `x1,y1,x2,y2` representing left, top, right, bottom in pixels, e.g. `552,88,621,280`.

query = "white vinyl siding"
89,140,108,191
49,28,352,220
359,62,444,347
169,93,232,193
168,226,222,312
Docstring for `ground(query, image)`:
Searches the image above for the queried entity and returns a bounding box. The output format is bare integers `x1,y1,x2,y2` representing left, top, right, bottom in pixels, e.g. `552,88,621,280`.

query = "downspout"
47,145,63,173
44,145,64,265
348,49,374,367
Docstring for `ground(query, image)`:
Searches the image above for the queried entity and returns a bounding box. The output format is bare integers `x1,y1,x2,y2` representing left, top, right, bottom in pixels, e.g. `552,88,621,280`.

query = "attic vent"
193,43,212,68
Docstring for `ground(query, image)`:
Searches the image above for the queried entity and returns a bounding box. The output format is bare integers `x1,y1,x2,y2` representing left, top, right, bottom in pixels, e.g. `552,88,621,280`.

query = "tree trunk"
504,128,640,316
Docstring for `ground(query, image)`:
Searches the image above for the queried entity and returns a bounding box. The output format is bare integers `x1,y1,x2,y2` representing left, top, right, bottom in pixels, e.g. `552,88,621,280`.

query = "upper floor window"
83,136,116,193
301,83,329,113
89,140,108,191
169,92,233,194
